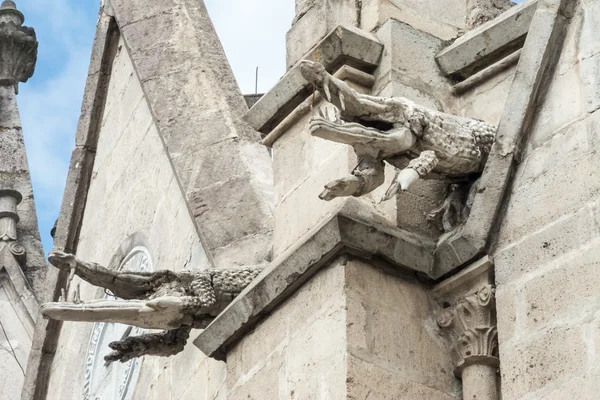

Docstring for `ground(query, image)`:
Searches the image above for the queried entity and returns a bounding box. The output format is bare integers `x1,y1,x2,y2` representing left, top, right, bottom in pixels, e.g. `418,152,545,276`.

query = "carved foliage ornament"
0,1,37,90
299,61,496,233
437,285,499,376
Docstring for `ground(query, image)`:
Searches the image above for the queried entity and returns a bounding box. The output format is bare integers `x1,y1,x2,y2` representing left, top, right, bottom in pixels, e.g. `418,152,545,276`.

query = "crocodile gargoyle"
41,251,263,362
299,61,497,232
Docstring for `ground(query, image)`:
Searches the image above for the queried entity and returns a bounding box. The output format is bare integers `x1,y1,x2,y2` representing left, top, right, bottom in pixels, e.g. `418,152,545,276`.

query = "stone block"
436,0,538,76
527,61,583,150
286,0,358,67
495,205,597,285
535,372,600,400
285,300,347,395
346,259,429,315
458,64,516,125
346,260,455,394
500,326,587,399
272,149,353,255
227,355,284,400
347,355,459,399
496,284,519,344
189,172,273,250
496,121,599,249
111,0,177,27
520,241,600,331
375,19,450,104
361,0,462,41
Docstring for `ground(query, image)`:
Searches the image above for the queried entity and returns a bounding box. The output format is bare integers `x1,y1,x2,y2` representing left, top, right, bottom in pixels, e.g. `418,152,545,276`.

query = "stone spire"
0,2,44,399
0,0,45,293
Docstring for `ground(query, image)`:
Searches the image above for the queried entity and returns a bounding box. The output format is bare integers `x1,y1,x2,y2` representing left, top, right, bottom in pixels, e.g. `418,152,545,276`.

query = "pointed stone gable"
110,0,274,267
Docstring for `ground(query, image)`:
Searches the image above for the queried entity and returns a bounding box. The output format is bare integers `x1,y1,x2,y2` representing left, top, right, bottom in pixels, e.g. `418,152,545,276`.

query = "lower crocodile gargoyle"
41,251,263,362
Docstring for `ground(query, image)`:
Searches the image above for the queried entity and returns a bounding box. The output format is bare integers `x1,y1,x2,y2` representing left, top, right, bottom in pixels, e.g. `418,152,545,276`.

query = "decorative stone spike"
0,0,37,92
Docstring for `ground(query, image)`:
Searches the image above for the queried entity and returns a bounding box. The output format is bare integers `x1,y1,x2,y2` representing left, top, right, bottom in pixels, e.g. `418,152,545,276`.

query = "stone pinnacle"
0,1,17,9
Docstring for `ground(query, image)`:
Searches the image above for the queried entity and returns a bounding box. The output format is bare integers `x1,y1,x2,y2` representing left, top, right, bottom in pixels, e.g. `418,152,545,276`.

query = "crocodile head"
41,297,194,330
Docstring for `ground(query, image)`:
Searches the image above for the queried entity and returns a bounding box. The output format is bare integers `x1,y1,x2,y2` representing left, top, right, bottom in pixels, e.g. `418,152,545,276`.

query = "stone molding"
244,25,384,136
436,0,538,78
0,0,37,91
0,188,26,265
193,203,437,359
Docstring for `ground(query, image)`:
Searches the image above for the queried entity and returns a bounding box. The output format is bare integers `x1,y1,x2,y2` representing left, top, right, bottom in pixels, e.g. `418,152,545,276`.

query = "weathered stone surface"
520,241,600,331
495,204,597,285
111,0,274,267
436,0,538,77
374,18,452,110
436,0,571,278
347,355,458,399
245,25,383,134
499,326,587,399
346,259,457,395
286,0,359,68
193,213,439,358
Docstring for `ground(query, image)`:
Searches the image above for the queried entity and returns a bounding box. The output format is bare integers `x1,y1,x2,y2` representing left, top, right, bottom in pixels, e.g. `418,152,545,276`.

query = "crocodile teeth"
339,92,346,112
323,79,332,102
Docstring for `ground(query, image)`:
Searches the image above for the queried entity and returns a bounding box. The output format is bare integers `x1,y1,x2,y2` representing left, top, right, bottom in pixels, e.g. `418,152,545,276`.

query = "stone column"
434,258,499,400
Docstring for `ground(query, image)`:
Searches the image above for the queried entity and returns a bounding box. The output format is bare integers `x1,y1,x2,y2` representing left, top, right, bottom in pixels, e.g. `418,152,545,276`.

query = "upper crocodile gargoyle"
41,251,263,362
299,61,496,219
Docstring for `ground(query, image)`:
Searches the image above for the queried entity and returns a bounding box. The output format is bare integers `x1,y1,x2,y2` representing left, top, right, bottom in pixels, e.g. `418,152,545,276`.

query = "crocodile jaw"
40,298,193,330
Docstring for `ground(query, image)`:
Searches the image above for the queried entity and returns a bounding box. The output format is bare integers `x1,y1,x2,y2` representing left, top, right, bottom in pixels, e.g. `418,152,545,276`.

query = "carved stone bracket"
0,188,26,265
0,1,37,92
437,284,499,376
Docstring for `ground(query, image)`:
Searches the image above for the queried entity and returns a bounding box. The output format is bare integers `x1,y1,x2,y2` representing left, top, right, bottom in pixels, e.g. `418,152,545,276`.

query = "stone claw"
48,250,76,271
319,176,361,201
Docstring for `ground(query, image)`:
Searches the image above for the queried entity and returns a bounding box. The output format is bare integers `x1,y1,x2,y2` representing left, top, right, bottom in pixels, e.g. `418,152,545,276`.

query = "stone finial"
0,0,37,91
0,188,26,263
437,284,499,376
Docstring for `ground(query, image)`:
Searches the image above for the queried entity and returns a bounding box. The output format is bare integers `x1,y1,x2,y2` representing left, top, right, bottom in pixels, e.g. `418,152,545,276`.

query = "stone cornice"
436,0,538,78
194,200,437,359
244,25,383,136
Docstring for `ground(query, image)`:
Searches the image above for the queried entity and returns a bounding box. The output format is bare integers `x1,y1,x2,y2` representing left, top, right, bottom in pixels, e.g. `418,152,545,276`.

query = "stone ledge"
436,0,538,78
193,205,437,359
244,25,383,135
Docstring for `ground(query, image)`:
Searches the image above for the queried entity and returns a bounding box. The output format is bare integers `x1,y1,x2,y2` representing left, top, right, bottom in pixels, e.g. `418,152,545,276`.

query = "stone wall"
494,1,600,398
287,0,513,67
224,257,458,399
43,35,224,399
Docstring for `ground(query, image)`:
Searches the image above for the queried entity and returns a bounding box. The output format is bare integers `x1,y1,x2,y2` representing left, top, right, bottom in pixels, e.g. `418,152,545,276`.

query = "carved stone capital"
0,1,37,91
437,284,498,376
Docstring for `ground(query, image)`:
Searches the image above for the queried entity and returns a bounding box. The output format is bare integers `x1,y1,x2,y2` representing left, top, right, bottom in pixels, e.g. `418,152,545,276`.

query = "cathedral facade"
1,0,599,399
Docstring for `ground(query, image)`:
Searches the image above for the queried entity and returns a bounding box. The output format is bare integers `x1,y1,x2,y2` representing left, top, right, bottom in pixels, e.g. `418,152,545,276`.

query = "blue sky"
19,0,523,254
18,0,294,254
